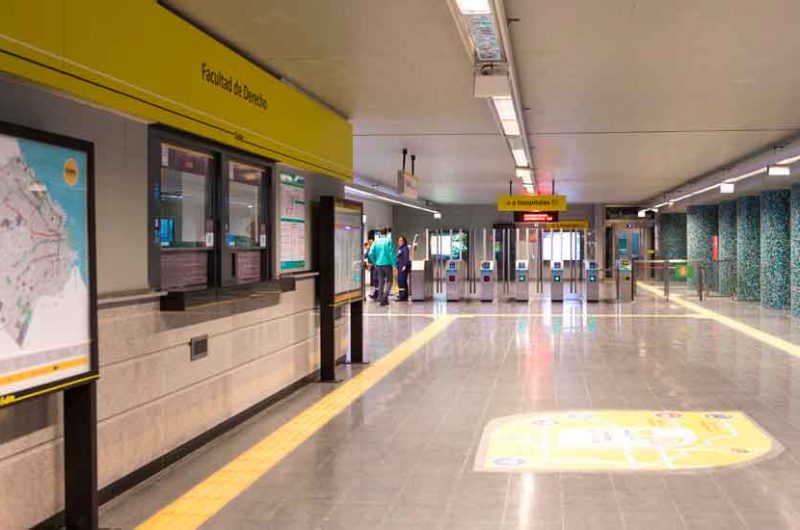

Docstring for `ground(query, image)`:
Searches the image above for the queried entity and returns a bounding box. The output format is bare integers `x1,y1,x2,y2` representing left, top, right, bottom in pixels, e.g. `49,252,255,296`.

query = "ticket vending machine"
410,259,433,301
551,261,564,302
515,260,529,302
616,258,634,302
584,261,600,302
479,260,495,302
445,260,462,302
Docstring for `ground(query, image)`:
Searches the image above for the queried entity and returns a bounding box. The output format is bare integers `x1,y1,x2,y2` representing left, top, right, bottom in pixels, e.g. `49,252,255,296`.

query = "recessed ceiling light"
456,0,491,15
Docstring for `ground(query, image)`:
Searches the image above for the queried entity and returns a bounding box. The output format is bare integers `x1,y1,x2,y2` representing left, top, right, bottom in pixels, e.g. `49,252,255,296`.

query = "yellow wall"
0,0,352,180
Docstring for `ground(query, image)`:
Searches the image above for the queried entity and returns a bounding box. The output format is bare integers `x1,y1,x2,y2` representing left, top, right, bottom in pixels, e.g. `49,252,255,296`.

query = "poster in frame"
0,120,98,407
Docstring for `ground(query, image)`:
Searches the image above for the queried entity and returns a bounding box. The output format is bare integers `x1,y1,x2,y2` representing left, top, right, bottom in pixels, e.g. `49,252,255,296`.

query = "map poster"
0,122,97,407
279,173,307,272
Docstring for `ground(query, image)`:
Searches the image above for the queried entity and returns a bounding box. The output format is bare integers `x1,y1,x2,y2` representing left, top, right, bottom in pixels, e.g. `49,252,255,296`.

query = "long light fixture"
515,167,533,184
768,165,791,176
344,186,441,217
720,182,735,194
456,0,491,15
492,96,521,136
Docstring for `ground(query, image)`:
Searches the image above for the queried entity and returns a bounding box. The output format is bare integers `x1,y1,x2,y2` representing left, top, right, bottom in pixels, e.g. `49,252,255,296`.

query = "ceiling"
164,0,800,205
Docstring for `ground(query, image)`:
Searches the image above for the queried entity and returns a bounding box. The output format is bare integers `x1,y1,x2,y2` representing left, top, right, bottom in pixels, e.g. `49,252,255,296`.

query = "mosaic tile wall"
760,190,791,310
658,213,687,260
793,184,800,317
717,201,737,296
687,205,718,291
736,196,760,302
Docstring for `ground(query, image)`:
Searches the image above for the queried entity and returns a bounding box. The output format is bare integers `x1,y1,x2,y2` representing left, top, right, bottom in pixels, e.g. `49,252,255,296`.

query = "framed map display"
0,122,97,407
333,201,364,302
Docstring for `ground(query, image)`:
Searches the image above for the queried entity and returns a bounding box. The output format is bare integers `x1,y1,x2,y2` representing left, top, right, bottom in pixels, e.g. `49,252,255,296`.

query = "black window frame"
148,125,274,303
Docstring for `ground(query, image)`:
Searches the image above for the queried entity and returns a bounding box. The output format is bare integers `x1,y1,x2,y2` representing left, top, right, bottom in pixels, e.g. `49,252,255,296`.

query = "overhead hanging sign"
0,122,98,407
397,170,419,199
544,220,590,230
514,211,559,223
497,195,567,212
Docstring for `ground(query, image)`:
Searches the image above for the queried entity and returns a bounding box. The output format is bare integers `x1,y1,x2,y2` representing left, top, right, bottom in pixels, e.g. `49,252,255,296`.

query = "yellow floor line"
638,282,800,358
136,315,458,530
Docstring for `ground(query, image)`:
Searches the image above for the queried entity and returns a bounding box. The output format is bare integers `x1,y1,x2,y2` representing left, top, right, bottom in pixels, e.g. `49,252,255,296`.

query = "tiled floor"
101,282,800,529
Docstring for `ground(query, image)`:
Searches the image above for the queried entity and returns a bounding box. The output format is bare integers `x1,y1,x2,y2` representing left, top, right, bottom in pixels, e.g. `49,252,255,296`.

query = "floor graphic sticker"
474,410,781,472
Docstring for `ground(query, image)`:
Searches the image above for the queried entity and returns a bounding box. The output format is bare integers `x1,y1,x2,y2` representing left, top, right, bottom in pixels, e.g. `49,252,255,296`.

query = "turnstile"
515,259,529,302
584,260,600,302
445,260,463,301
551,261,564,302
410,259,433,301
616,258,634,302
479,260,495,302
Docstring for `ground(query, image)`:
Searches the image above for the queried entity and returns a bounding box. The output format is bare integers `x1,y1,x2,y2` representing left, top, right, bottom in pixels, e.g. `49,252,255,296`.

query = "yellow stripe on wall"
0,0,352,180
137,315,457,530
0,355,88,387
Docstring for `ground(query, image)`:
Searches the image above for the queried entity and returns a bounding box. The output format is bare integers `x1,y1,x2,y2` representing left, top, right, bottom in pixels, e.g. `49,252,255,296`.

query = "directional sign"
544,220,589,230
497,195,567,212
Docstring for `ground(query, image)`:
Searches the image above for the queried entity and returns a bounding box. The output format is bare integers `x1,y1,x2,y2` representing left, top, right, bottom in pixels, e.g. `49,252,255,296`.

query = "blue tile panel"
790,184,800,316
760,190,791,310
687,205,718,290
717,201,736,296
736,196,760,302
659,213,687,260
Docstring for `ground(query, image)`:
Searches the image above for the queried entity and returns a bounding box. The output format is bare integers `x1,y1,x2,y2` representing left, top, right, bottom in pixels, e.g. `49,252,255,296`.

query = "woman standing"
396,235,411,301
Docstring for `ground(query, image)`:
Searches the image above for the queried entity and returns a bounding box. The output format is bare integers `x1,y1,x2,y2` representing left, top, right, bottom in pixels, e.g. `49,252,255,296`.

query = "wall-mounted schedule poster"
0,123,97,406
279,172,307,271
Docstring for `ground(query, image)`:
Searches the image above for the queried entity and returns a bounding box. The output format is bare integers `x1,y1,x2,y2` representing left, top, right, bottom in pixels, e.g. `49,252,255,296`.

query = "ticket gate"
445,260,463,301
584,261,600,302
515,260,529,302
410,259,433,301
551,261,564,302
479,260,495,302
616,258,635,302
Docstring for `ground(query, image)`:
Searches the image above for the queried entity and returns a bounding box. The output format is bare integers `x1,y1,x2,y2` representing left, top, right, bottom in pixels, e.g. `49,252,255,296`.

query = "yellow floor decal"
637,282,800,358
474,410,780,472
137,315,457,530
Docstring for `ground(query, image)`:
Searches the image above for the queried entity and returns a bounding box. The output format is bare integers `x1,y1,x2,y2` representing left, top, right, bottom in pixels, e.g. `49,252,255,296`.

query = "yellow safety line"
364,313,707,319
136,315,458,530
638,282,800,358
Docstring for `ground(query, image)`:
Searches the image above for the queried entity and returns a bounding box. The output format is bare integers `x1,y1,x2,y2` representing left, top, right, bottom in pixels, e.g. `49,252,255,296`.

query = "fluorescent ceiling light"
727,167,766,183
515,167,532,184
512,148,528,167
434,212,442,219
720,182,735,194
637,210,646,218
456,0,491,15
344,186,440,216
523,184,535,194
768,165,791,176
777,154,800,165
492,97,521,136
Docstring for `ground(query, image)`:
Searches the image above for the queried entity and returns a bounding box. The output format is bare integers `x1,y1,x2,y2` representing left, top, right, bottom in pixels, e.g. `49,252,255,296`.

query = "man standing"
368,232,397,306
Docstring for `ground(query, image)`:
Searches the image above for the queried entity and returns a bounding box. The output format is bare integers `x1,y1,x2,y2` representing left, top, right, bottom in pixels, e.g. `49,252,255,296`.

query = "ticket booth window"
222,160,269,285
158,143,215,290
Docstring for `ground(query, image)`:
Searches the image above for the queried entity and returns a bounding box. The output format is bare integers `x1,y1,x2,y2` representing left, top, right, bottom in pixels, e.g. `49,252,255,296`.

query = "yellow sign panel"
475,410,779,472
544,220,589,230
497,195,567,211
0,1,352,180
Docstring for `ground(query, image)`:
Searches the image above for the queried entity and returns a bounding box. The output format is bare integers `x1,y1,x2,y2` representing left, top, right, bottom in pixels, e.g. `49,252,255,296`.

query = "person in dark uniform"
396,235,411,301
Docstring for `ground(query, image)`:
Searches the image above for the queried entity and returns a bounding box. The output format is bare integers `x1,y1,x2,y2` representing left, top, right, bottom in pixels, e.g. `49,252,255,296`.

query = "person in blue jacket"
396,235,411,301
367,231,397,306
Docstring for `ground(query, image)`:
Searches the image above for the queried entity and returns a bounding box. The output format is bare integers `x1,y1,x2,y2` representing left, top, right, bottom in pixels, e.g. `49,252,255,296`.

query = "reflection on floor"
102,282,800,530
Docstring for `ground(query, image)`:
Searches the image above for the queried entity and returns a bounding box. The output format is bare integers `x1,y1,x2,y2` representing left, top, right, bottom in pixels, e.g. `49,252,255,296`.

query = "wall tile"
761,189,791,309
792,184,800,317
736,196,760,302
659,213,687,260
687,205,718,290
718,201,737,295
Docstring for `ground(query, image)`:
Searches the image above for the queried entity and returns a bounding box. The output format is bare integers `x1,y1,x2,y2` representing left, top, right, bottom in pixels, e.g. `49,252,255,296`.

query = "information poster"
0,126,95,405
279,173,307,271
334,202,363,300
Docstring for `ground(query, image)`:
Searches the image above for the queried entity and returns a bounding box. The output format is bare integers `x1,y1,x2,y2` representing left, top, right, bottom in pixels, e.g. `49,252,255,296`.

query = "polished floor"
102,282,800,529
